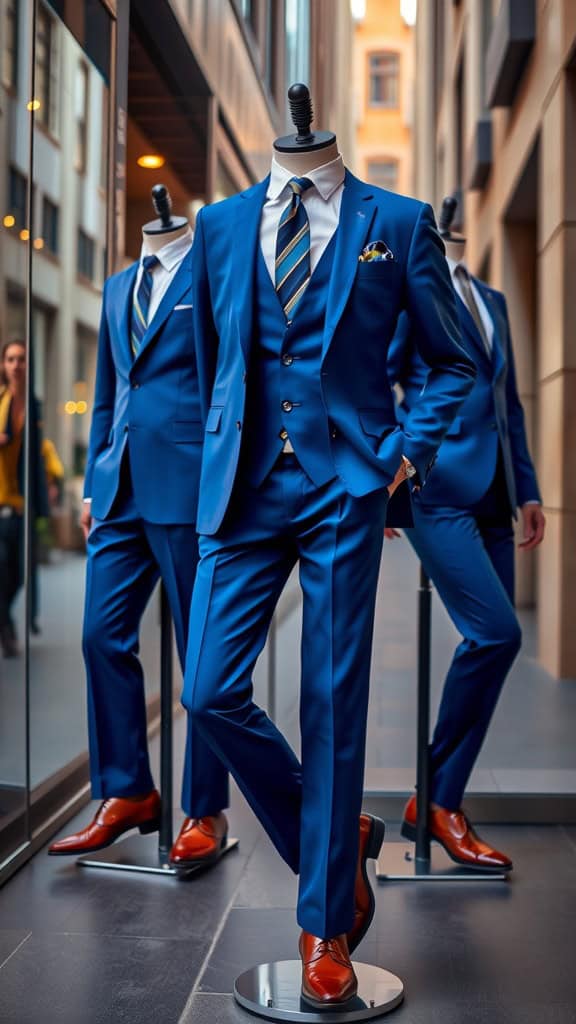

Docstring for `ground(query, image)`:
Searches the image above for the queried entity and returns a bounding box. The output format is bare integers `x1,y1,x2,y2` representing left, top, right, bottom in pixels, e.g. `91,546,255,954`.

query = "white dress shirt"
260,154,346,283
137,225,194,323
447,257,494,351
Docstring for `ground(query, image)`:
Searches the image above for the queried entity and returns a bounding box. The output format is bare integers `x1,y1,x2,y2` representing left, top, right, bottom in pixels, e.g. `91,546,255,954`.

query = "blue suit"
83,250,228,816
184,171,475,938
388,276,541,809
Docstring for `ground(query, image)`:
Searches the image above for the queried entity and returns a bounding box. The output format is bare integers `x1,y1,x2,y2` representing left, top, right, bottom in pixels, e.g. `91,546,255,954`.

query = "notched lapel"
113,263,138,372
322,171,377,358
233,177,269,366
479,285,507,379
133,250,193,364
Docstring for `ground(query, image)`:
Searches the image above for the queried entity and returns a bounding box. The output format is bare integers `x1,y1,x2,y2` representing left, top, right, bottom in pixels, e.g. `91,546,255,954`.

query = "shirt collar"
267,154,345,202
141,225,193,272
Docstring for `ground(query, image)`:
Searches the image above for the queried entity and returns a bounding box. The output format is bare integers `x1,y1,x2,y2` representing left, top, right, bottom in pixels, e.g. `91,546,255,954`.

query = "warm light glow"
76,400,88,414
19,229,30,241
74,380,88,397
400,0,417,26
33,237,45,250
350,0,366,20
27,99,41,111
3,215,15,228
64,401,77,415
137,154,165,169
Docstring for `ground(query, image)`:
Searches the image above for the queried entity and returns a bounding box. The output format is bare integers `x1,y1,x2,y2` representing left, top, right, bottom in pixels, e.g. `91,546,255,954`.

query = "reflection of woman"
0,340,47,657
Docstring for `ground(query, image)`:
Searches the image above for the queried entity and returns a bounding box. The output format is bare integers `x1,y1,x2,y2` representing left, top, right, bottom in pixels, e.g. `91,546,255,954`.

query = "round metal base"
234,961,404,1022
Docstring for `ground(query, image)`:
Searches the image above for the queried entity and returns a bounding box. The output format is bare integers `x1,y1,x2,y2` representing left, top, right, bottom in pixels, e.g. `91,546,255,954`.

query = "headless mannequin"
272,138,340,176
143,219,190,254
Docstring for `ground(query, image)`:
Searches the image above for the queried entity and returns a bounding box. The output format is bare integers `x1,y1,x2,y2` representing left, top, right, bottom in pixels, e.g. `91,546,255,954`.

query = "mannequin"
387,193,545,871
183,85,475,1011
141,184,190,253
49,185,230,869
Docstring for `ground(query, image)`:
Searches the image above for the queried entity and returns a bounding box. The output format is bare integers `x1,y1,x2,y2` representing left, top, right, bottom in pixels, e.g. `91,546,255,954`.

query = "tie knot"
454,263,469,282
142,254,159,273
288,176,313,197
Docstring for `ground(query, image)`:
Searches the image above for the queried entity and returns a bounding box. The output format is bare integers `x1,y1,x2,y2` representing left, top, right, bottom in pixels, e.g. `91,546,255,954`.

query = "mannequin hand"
519,503,546,551
384,527,401,540
387,460,408,498
80,502,93,543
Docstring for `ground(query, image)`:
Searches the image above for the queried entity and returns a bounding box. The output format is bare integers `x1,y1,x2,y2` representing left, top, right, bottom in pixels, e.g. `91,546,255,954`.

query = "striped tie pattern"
275,177,314,319
131,254,159,357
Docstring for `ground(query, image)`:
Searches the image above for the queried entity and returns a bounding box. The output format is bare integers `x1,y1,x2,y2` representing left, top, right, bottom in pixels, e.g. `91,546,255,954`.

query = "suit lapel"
132,249,193,365
114,263,138,372
475,279,506,379
322,170,376,359
233,176,270,367
456,292,492,365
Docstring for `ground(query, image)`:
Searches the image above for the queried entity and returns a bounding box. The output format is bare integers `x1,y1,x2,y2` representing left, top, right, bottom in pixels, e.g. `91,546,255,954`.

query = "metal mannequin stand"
376,566,507,882
78,586,238,876
234,962,404,1022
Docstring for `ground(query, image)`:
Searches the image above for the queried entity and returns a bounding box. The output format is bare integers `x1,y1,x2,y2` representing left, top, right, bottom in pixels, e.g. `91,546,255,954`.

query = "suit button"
281,354,294,366
236,420,242,430
331,427,338,439
286,319,293,327
281,400,293,413
131,382,140,390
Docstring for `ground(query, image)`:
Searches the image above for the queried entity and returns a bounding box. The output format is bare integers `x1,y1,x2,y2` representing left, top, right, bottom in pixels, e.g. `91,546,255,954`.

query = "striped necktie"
275,177,314,319
131,254,159,357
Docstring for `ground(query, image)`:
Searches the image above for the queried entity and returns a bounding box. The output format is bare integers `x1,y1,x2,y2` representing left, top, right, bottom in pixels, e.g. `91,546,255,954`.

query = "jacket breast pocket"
206,406,223,433
172,420,203,444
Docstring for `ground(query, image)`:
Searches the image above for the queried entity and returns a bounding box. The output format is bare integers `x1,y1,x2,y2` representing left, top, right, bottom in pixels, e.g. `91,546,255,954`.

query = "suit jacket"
388,277,541,512
192,170,476,536
84,249,202,524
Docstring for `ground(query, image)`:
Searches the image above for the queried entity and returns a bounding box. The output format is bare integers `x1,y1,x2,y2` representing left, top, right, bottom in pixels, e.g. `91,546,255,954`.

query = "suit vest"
243,233,338,488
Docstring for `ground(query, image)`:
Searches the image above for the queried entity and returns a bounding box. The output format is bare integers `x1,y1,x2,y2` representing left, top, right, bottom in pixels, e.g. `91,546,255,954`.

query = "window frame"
367,50,400,109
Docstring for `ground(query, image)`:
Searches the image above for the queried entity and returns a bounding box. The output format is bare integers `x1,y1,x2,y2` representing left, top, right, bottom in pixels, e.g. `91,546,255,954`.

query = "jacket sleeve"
192,208,219,426
400,203,476,482
499,293,541,506
83,279,115,499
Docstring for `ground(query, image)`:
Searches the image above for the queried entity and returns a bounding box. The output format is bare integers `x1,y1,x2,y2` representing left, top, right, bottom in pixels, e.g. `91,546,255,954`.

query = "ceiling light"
33,237,44,250
27,99,41,111
137,154,165,169
3,215,15,228
20,229,30,241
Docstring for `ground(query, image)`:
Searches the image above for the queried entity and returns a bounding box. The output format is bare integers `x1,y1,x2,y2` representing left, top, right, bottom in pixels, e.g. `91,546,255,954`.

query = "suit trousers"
406,475,521,810
83,459,229,816
183,454,388,939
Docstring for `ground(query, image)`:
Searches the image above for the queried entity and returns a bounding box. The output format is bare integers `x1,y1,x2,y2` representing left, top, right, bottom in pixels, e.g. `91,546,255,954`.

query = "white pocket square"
174,303,193,310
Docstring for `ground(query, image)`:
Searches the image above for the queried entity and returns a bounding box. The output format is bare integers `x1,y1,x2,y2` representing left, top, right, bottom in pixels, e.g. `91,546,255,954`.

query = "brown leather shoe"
169,813,228,869
401,794,513,871
300,931,358,1007
347,813,385,953
48,790,161,855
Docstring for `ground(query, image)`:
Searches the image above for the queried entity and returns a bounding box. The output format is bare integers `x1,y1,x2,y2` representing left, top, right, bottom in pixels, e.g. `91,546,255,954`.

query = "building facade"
352,0,414,194
413,0,576,680
0,0,354,884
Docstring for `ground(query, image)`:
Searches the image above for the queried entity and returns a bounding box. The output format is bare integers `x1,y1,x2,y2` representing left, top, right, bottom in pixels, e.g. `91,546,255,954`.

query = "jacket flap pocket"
172,420,203,443
359,409,394,438
206,406,223,433
445,416,462,438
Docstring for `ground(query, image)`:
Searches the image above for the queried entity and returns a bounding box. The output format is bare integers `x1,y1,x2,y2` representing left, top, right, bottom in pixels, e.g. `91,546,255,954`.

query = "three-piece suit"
388,266,541,809
83,241,228,817
183,165,476,938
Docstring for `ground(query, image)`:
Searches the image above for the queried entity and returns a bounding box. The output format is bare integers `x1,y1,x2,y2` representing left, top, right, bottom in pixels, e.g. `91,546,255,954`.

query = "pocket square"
358,240,395,262
174,303,193,310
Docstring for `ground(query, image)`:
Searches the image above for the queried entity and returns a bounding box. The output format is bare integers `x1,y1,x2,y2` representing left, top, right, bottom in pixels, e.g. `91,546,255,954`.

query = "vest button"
281,354,294,366
282,400,293,413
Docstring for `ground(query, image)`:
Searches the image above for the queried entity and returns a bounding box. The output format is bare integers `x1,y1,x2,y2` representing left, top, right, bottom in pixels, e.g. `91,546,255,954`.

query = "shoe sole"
348,815,386,954
400,821,513,872
48,817,161,856
300,986,358,1009
170,833,229,872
